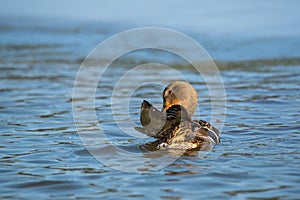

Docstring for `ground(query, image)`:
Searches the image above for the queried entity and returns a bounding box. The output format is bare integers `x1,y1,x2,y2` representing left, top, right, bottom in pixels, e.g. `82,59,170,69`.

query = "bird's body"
136,100,220,150
135,81,220,150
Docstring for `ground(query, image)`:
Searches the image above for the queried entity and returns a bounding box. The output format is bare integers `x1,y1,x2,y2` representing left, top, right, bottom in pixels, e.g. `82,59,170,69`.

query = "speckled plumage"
135,81,220,150
136,102,219,150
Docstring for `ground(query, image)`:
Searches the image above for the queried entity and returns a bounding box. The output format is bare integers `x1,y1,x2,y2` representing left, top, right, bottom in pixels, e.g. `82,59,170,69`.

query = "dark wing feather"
194,120,220,144
135,100,166,137
135,101,189,138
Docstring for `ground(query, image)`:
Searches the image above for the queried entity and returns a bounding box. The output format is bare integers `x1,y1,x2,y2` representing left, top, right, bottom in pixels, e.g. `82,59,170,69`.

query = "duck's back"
157,119,220,149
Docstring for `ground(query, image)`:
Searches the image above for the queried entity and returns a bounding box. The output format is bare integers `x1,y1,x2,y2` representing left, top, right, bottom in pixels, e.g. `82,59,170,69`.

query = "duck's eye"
164,89,172,97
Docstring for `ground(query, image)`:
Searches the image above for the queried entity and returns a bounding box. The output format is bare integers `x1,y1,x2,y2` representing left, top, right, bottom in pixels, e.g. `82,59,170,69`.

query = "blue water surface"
1,1,300,199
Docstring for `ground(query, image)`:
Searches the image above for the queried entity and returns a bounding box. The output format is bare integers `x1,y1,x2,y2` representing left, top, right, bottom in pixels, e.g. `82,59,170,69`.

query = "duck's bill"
162,102,172,111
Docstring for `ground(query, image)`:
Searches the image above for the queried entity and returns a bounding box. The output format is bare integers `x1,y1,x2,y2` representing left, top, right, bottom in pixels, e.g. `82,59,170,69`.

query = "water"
1,10,300,200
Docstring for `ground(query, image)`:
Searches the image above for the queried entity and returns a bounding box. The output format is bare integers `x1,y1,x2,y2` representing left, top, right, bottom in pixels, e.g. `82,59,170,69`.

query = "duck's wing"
134,100,166,137
164,120,219,148
135,102,188,139
193,120,220,144
153,105,190,140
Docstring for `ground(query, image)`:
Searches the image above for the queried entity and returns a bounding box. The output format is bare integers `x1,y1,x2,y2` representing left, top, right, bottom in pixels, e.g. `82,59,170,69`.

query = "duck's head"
162,81,198,119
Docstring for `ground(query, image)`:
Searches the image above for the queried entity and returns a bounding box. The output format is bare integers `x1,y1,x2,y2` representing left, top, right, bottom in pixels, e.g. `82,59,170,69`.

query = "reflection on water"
1,18,300,199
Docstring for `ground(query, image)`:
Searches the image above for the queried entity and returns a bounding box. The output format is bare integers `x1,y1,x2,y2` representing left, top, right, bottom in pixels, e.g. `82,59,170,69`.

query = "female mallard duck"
135,81,220,150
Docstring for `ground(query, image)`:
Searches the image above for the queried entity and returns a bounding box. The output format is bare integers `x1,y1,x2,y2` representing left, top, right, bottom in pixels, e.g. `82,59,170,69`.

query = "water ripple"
1,18,300,199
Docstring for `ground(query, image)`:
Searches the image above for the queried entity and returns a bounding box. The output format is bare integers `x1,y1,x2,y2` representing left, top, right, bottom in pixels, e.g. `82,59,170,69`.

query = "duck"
135,81,220,150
